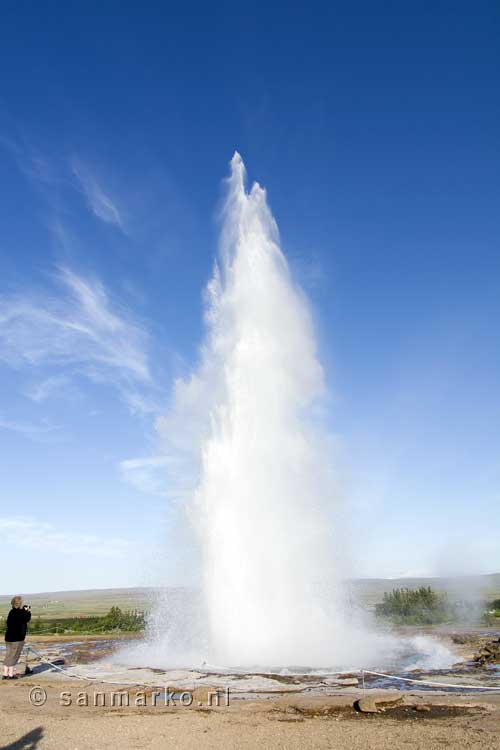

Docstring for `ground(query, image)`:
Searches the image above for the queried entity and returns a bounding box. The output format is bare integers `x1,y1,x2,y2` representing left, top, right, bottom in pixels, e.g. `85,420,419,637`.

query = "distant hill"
1,574,499,619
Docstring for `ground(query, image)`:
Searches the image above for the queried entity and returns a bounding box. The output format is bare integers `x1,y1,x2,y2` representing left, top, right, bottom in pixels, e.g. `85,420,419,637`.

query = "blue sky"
0,2,499,593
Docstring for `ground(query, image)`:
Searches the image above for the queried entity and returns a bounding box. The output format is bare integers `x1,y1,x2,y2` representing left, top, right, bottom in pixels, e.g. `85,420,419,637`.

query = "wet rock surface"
24,631,500,695
474,638,500,665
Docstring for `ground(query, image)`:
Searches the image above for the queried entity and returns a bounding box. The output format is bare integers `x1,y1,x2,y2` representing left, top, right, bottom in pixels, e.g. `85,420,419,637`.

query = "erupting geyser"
146,152,355,667
131,154,453,671
195,153,343,665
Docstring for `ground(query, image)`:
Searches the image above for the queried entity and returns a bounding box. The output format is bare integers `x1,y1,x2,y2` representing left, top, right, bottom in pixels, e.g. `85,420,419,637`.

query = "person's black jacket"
5,607,31,642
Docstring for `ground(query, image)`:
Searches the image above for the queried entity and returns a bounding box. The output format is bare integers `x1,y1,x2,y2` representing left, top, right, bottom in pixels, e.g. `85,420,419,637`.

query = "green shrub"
376,586,449,625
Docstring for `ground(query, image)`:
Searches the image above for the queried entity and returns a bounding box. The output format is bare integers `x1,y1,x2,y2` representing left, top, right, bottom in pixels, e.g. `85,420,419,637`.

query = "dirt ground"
1,676,499,750
2,631,500,749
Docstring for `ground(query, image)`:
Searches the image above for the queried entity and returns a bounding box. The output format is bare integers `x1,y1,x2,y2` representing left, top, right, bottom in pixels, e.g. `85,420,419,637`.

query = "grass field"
1,574,499,621
0,587,156,620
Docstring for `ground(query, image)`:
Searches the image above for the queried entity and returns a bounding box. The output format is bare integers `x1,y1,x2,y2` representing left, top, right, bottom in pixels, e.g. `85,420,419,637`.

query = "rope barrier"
360,669,500,691
26,646,169,688
21,646,500,692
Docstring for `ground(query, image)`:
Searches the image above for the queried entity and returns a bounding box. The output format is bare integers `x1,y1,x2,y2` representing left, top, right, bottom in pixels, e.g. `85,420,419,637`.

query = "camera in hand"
23,604,31,610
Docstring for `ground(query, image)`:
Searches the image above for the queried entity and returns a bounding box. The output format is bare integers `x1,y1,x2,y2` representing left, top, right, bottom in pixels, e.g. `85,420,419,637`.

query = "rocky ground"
1,629,499,749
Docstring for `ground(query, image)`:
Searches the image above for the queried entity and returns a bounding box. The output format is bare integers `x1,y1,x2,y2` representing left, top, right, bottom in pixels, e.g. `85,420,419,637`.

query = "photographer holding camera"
3,596,31,679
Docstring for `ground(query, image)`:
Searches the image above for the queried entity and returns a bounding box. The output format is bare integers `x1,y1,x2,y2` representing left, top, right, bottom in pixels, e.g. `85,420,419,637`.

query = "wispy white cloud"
0,267,151,395
119,453,193,499
0,516,132,559
1,133,124,231
0,416,60,443
25,375,73,403
0,132,58,187
119,456,170,496
71,158,124,230
119,389,164,415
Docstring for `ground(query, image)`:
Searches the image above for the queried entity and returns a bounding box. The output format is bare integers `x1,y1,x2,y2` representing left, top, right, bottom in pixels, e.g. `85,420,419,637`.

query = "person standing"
3,596,31,679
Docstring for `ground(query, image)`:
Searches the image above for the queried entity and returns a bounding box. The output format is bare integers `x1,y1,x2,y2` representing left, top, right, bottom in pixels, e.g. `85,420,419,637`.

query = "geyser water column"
187,153,345,666
129,154,455,672
122,154,456,672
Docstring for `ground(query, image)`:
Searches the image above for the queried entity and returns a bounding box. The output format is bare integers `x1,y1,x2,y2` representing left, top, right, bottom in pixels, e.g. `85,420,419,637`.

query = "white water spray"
132,154,454,671
195,153,344,665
